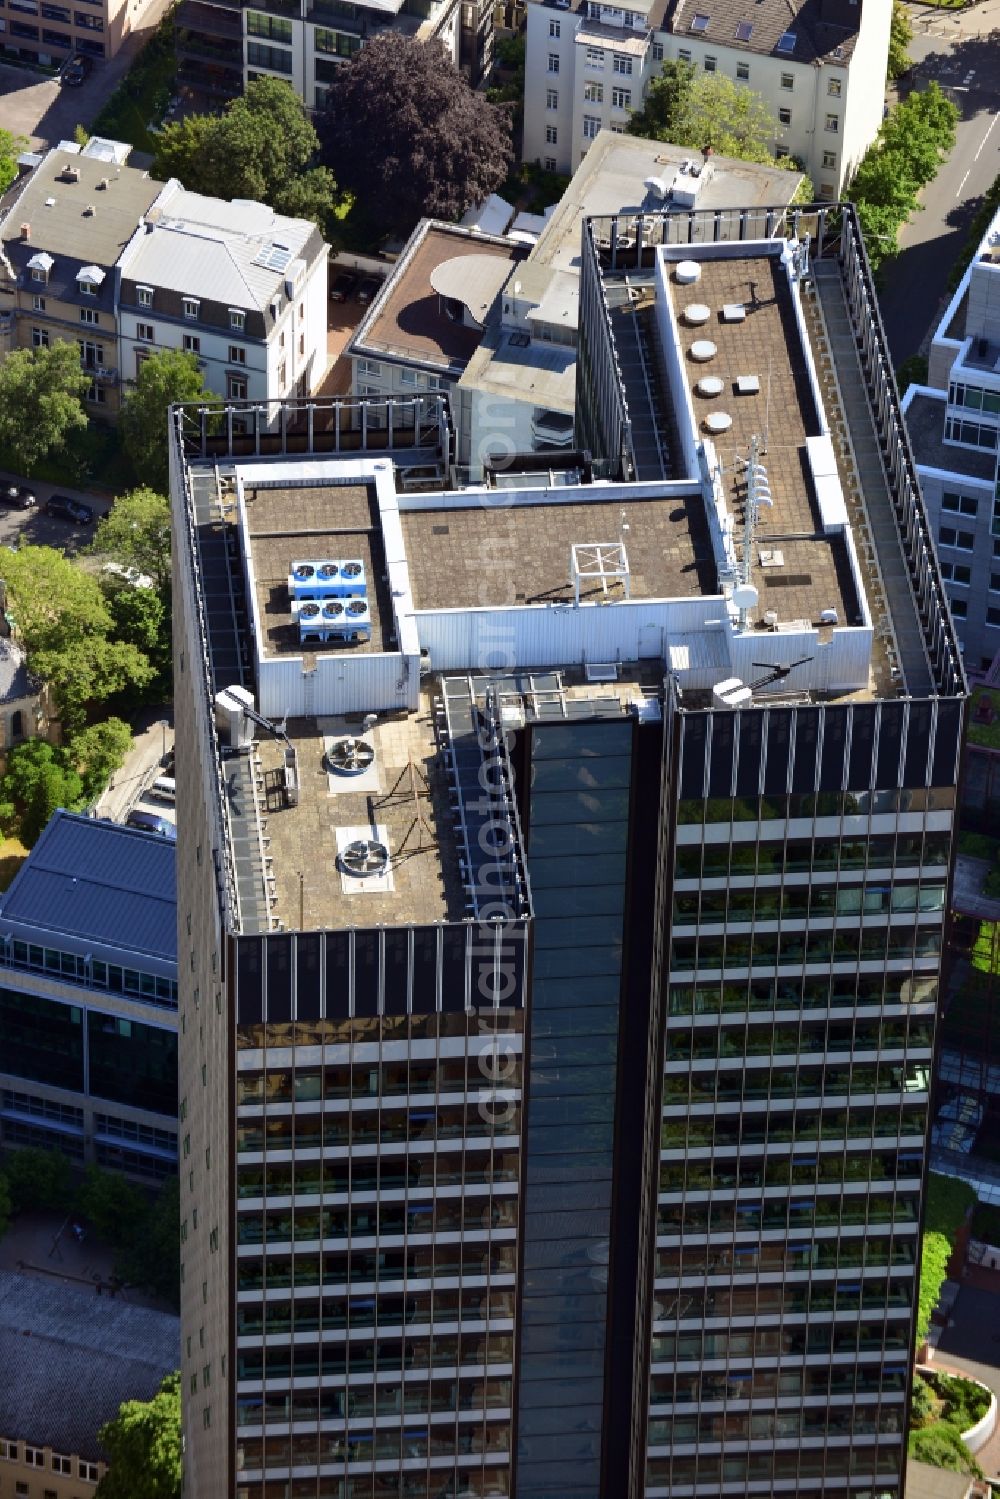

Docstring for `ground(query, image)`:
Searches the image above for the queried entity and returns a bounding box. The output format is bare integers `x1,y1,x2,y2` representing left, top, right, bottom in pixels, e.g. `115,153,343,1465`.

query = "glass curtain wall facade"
646,695,961,1499
231,926,528,1499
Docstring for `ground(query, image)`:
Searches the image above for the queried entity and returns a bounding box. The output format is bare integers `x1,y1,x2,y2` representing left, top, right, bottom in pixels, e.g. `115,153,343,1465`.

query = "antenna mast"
738,435,772,631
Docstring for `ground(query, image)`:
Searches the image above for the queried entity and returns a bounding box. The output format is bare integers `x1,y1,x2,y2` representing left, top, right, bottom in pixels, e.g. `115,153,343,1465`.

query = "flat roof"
905,389,998,484
666,253,863,627
0,1270,178,1463
531,133,801,276
0,809,177,962
1,149,162,266
350,223,524,374
244,483,395,657
401,493,716,610
252,694,467,931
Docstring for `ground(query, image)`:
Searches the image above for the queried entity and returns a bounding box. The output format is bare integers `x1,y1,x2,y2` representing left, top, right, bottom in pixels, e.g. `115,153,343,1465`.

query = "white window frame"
612,52,631,73
611,85,630,108
137,322,154,342
546,124,558,144
546,87,558,108
827,75,842,97
32,293,45,311
547,51,559,71
549,17,559,35
825,113,839,133
32,326,49,348
229,308,245,331
584,79,603,102
183,333,201,354
585,45,604,65
736,60,749,79
25,1446,44,1468
80,306,99,324
582,115,601,139
780,71,794,90
137,285,153,308
0,1440,17,1461
228,344,246,365
52,1455,72,1476
183,297,200,319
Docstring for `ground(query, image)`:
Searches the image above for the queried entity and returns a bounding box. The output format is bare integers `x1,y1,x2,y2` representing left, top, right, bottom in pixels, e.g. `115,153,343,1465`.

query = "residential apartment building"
0,142,329,420
118,182,328,405
172,195,962,1498
902,204,1000,677
0,1270,179,1498
0,0,160,70
349,132,799,477
0,141,163,420
523,0,890,200
174,0,492,112
0,810,178,1183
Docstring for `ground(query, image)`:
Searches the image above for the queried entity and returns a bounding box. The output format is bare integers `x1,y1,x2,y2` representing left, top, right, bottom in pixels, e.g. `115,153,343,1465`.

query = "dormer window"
184,298,200,320
27,251,54,284
137,285,153,308
76,264,105,298
229,309,245,332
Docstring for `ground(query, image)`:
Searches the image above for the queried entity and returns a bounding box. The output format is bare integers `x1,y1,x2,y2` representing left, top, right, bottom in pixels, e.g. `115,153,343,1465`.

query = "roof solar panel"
690,11,709,30
736,19,753,40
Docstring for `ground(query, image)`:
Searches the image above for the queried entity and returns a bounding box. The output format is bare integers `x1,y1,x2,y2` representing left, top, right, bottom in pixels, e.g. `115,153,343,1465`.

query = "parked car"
127,809,177,840
330,270,359,303
357,275,382,305
1,484,36,509
62,54,92,86
45,495,94,524
102,561,154,589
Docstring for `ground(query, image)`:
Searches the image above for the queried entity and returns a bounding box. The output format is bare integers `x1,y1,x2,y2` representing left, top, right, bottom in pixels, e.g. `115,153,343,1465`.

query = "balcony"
175,0,242,35
176,60,242,97
175,26,242,62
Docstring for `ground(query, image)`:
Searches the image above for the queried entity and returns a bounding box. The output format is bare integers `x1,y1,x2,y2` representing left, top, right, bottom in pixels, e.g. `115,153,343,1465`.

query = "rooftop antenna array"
735,434,772,631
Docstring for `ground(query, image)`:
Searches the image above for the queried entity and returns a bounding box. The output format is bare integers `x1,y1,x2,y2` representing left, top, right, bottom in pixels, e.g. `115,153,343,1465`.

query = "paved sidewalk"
94,708,173,823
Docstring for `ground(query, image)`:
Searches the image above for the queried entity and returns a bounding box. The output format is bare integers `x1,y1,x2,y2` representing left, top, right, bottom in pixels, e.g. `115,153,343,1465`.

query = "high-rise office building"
172,201,965,1499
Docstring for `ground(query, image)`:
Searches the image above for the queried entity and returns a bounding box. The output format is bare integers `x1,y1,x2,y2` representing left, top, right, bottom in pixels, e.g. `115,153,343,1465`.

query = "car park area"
0,472,109,553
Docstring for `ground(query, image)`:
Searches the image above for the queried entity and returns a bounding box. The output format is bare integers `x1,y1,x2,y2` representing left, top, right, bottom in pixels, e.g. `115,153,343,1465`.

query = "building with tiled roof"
523,0,891,198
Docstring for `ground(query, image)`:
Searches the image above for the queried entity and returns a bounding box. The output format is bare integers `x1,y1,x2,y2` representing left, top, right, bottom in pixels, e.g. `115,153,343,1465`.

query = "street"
0,471,110,554
878,22,1000,362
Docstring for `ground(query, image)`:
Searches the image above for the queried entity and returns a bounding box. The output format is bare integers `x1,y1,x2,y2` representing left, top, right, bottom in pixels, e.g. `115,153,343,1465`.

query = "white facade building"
117,182,329,405
523,0,891,200
903,205,1000,676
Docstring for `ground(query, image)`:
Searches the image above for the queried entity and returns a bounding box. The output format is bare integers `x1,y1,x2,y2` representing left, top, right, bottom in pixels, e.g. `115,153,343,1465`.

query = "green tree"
1,1145,72,1211
319,35,514,237
0,341,89,476
67,718,133,802
0,741,84,846
90,487,172,594
152,78,347,236
908,1422,984,1479
106,585,172,698
0,546,153,733
888,0,912,81
95,1372,182,1499
0,128,27,195
628,62,810,191
118,1174,180,1307
76,1163,148,1245
120,349,214,493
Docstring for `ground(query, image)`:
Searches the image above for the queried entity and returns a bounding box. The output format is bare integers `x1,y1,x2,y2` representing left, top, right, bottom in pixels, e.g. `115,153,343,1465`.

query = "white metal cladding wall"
653,253,699,482
730,624,874,694
256,651,417,718
413,597,728,672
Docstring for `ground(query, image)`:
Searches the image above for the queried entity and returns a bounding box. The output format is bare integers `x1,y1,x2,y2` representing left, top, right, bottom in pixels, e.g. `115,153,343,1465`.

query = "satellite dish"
732,584,758,610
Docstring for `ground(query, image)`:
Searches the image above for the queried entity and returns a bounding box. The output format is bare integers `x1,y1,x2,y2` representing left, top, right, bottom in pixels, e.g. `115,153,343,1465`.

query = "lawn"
967,688,1000,750
88,7,177,156
0,837,28,892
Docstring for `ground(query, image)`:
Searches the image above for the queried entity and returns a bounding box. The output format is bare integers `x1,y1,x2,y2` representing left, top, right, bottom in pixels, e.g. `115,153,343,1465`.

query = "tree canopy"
0,545,153,733
120,349,213,493
888,0,912,82
91,487,172,594
849,84,959,269
318,35,514,237
152,78,347,238
628,61,811,194
95,1372,182,1499
0,341,90,476
0,741,84,847
0,128,26,195
68,718,133,802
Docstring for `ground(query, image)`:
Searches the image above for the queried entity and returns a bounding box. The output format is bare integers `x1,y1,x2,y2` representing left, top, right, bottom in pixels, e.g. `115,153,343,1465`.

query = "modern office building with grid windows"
172,200,964,1499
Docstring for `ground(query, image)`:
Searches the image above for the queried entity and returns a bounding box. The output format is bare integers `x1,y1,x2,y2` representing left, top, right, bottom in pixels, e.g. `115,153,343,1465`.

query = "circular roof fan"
346,599,367,616
327,736,375,776
341,838,389,876
301,601,321,618
342,561,362,579
322,601,344,619
319,563,339,579
294,564,314,580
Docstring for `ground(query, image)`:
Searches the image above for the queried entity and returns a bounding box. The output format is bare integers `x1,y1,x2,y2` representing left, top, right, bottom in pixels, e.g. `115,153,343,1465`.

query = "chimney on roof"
83,204,95,216
98,177,109,190
19,223,30,241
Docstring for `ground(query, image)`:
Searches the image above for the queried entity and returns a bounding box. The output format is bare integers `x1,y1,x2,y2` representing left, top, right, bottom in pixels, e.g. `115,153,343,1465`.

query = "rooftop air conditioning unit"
339,838,389,877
